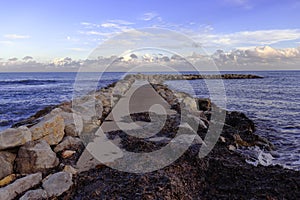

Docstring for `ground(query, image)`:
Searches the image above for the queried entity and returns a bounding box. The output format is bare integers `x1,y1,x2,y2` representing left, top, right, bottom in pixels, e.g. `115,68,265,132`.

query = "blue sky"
0,0,300,64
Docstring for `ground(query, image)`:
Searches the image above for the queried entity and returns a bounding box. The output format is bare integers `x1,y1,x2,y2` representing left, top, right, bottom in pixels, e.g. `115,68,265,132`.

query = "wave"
0,79,59,85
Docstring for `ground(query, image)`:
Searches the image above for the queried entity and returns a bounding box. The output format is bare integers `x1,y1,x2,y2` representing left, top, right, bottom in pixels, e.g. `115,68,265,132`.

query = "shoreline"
0,74,299,199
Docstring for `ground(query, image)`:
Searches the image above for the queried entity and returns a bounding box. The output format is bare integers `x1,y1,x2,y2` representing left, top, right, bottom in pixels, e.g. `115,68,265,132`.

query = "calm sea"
0,71,299,170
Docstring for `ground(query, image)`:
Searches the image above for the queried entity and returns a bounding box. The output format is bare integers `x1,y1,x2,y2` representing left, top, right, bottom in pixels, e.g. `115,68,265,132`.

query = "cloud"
192,29,300,47
8,57,18,62
141,12,158,21
223,0,253,9
4,34,30,39
23,56,33,61
67,48,89,52
211,46,300,68
107,19,134,25
0,40,13,45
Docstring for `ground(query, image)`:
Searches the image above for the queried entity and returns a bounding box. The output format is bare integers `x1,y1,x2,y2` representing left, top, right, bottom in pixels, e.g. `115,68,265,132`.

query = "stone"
0,151,16,180
182,96,198,111
61,112,83,137
19,189,48,200
54,136,83,153
0,126,31,150
42,172,73,197
30,114,65,145
229,145,236,151
15,140,59,174
0,174,16,187
198,98,211,111
0,172,42,200
63,165,78,175
61,150,76,159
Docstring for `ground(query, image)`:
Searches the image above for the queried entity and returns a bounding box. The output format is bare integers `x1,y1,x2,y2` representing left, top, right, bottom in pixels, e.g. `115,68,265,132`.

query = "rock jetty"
0,73,298,199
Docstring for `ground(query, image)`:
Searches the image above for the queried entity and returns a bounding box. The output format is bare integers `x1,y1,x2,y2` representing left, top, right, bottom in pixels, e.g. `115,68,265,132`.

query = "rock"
30,114,65,145
0,151,16,180
19,189,48,200
15,140,59,174
61,112,83,137
0,126,31,150
63,165,78,175
42,172,73,197
54,136,83,153
229,145,236,151
219,136,226,143
198,98,211,111
0,174,16,187
0,172,42,200
61,150,76,159
182,96,198,111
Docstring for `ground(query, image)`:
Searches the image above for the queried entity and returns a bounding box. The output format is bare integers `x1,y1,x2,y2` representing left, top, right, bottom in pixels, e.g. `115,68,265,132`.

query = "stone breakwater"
0,74,299,199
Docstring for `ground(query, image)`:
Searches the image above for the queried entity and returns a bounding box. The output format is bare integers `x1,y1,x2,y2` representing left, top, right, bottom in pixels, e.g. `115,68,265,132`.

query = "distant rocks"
124,73,263,83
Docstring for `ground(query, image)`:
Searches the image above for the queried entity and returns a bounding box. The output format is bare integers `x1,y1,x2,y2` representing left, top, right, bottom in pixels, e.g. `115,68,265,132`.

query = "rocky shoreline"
0,74,299,199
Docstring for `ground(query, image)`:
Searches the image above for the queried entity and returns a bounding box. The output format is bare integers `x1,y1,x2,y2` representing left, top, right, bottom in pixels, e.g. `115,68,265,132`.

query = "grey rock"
0,151,16,180
0,126,31,150
15,140,59,174
54,136,83,153
0,172,42,200
19,189,48,200
42,172,73,197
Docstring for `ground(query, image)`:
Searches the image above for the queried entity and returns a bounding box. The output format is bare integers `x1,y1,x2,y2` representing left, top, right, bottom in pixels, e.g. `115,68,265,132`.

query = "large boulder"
30,114,65,145
0,126,31,150
0,151,16,180
42,172,73,197
15,140,59,174
0,172,42,200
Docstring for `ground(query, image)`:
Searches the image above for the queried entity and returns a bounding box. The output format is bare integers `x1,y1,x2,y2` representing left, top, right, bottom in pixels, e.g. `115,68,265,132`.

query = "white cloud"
67,48,89,52
141,12,158,21
107,19,134,25
192,29,300,47
4,34,30,39
211,46,300,68
224,0,253,9
0,40,13,45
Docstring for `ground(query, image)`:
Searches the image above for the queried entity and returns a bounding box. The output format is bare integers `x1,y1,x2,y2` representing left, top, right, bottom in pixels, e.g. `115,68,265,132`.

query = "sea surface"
0,71,299,170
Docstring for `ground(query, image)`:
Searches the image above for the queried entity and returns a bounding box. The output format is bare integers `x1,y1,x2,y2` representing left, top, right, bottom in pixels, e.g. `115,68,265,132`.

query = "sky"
0,0,300,71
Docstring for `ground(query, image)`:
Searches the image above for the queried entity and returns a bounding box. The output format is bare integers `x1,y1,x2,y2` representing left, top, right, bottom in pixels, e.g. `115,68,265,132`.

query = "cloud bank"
1,46,299,72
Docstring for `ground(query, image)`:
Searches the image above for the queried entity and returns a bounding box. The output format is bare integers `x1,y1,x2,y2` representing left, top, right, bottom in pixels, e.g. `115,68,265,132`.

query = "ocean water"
0,71,299,170
166,71,300,170
0,72,124,129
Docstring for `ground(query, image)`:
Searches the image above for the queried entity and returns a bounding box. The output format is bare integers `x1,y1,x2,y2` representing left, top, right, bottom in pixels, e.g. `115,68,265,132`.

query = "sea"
0,71,299,170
